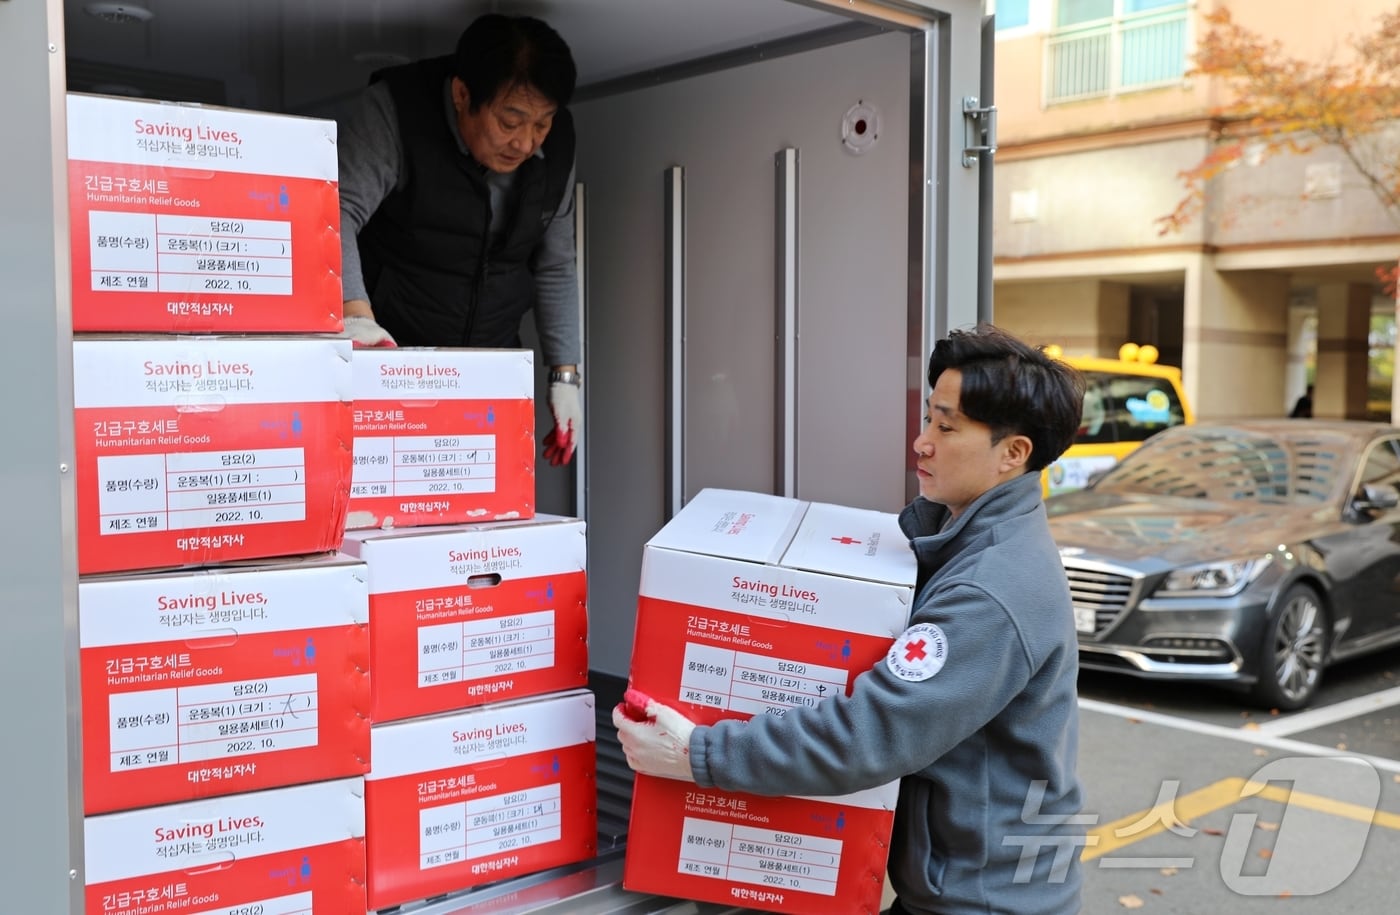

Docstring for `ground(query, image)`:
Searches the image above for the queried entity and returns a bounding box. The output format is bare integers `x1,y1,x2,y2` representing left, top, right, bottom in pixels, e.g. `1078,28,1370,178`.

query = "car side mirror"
1353,483,1400,513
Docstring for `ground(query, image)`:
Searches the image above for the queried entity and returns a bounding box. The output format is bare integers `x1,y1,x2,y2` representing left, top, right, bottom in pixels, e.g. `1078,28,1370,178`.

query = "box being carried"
346,348,535,530
85,777,366,915
623,488,916,915
363,690,597,911
73,336,353,574
79,554,371,814
341,516,587,723
66,93,342,334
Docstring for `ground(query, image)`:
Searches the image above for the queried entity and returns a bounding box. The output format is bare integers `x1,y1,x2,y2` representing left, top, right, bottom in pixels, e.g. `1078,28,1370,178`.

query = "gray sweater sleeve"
689,582,1035,797
530,165,581,368
337,82,400,306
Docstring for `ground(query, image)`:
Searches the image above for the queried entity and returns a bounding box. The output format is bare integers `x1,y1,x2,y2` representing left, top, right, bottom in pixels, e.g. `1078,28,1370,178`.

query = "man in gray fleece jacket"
615,324,1088,914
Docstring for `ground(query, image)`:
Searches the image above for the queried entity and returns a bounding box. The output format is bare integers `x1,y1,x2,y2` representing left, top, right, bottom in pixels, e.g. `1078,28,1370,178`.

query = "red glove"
544,381,581,465
611,689,697,782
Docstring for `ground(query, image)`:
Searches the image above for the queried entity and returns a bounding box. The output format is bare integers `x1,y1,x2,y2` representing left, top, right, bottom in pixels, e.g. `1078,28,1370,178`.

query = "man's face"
912,369,1027,519
452,79,557,174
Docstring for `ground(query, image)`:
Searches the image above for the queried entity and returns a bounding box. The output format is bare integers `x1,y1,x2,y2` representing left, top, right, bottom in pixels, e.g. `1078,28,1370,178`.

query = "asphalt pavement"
1076,646,1400,913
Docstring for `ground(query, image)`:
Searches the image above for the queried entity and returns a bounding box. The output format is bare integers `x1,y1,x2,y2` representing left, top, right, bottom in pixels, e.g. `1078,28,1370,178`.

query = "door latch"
961,96,997,168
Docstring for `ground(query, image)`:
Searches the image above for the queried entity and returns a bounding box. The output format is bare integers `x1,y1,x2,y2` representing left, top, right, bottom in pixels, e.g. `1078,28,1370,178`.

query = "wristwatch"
549,369,582,386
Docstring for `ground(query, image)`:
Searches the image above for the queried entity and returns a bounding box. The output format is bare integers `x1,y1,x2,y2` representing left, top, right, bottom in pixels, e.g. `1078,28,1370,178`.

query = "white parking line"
1078,697,1400,774
1251,685,1400,737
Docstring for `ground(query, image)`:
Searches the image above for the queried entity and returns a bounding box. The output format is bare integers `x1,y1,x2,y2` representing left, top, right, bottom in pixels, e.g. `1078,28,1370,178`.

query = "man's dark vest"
357,56,575,347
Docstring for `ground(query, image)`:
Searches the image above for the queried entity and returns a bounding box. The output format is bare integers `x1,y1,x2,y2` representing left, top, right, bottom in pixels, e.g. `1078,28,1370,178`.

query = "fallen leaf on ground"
1253,747,1269,756
1202,827,1224,836
1242,722,1261,731
1118,894,1145,909
1259,849,1273,859
1160,866,1179,876
1257,821,1279,832
1337,743,1348,750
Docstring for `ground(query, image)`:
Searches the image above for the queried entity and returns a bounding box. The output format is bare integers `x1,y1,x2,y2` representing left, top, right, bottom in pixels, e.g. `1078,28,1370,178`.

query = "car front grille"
1063,562,1134,637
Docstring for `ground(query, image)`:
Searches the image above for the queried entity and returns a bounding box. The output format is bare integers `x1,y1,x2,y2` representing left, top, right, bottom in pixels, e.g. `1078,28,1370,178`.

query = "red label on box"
366,568,586,721
79,559,370,814
343,519,588,723
73,337,353,574
628,596,896,725
66,93,341,333
348,398,535,527
347,349,536,529
624,597,901,912
623,776,894,915
364,692,597,910
85,778,365,915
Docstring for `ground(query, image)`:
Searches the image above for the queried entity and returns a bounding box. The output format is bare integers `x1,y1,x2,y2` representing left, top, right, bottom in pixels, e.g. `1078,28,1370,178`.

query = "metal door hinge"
961,96,997,168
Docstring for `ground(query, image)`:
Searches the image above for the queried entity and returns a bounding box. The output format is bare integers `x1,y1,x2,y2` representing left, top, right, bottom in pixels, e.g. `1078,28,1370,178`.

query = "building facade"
990,0,1400,420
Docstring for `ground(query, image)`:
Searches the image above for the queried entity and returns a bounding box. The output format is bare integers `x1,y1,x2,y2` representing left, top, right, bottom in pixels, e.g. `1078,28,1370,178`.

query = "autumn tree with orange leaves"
1161,6,1400,420
1160,6,1400,234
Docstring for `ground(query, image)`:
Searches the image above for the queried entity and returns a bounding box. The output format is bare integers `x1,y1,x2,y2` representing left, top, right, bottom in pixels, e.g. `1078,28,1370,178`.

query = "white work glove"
543,381,582,466
340,314,397,349
611,689,696,783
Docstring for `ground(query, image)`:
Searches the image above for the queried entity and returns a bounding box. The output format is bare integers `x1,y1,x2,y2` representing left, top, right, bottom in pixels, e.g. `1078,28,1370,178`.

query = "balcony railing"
1045,5,1189,105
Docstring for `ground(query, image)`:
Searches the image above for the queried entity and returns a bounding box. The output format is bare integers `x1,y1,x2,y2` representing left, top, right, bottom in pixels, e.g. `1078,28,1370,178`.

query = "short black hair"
927,324,1085,473
454,14,577,111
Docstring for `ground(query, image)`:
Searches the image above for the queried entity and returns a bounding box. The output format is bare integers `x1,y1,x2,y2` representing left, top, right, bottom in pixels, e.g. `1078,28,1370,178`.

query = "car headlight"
1157,556,1271,598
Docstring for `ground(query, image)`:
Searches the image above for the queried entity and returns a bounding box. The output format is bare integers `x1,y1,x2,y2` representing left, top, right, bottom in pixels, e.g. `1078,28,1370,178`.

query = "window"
1046,0,1188,103
1357,437,1400,505
1075,372,1187,446
996,0,1031,31
1057,0,1112,26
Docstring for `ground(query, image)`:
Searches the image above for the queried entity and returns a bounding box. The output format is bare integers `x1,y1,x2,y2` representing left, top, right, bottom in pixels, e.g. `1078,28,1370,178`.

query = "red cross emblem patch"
886,622,948,681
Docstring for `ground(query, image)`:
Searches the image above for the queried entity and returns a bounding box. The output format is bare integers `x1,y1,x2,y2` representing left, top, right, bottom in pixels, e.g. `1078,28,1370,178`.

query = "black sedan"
1046,419,1400,710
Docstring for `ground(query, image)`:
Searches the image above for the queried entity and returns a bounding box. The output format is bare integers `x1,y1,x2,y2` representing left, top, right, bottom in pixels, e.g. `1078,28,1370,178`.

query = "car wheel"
1251,582,1329,711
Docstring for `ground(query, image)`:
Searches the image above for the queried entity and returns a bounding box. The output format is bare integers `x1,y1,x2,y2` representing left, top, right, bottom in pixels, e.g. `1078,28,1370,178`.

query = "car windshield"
1075,370,1187,446
1090,427,1353,504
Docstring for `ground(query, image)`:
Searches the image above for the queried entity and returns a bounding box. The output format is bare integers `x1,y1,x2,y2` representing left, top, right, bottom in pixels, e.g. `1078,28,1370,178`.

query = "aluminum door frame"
1,1,85,912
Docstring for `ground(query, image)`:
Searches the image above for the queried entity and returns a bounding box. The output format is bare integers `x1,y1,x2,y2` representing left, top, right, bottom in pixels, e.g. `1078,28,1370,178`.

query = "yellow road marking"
1083,776,1400,862
1250,782,1400,832
1083,777,1246,861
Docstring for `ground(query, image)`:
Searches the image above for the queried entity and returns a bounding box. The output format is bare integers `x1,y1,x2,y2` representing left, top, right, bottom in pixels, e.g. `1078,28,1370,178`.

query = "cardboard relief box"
346,348,536,531
72,335,353,574
622,488,916,915
66,92,342,334
362,690,598,911
84,777,366,915
341,515,588,723
78,553,371,814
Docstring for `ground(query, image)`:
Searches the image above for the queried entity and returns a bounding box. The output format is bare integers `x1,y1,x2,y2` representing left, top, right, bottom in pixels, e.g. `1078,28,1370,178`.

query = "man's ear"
451,77,470,113
1001,435,1032,473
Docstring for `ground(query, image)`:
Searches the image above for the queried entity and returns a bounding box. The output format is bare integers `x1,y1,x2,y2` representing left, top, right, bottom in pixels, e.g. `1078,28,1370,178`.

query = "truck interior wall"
573,30,915,679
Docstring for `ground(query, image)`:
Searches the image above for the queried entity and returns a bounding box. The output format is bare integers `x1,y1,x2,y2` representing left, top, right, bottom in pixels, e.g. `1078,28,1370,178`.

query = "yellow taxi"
1043,343,1194,497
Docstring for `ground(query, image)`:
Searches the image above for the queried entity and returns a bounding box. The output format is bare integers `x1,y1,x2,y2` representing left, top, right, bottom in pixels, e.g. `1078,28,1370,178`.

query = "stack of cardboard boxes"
341,354,596,911
69,92,597,915
68,92,369,914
